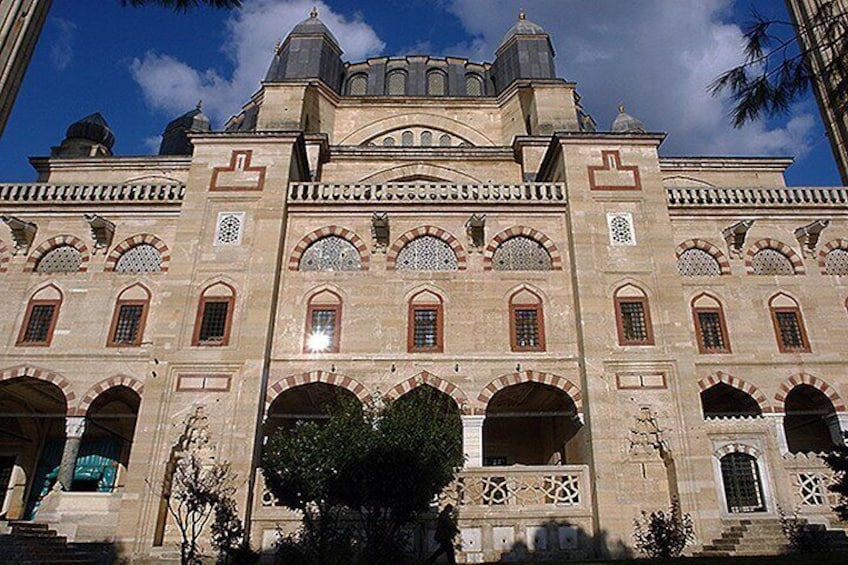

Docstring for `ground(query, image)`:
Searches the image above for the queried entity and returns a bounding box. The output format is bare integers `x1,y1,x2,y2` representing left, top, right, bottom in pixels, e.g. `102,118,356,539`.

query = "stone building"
1,10,847,562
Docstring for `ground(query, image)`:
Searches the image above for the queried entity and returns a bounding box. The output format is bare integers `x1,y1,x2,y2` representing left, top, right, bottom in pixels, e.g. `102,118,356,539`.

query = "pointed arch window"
691,294,730,353
304,290,342,353
769,294,810,352
108,285,151,347
17,285,62,346
192,283,235,346
614,284,654,345
509,288,545,351
347,73,368,96
721,452,766,513
408,290,444,352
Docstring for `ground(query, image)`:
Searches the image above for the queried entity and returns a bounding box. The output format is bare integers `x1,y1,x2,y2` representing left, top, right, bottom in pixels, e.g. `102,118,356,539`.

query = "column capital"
461,414,486,427
65,416,87,439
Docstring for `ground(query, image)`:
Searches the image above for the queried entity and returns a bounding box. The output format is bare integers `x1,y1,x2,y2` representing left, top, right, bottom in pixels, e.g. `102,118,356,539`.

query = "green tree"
710,1,847,127
121,0,241,10
822,444,848,520
262,388,464,565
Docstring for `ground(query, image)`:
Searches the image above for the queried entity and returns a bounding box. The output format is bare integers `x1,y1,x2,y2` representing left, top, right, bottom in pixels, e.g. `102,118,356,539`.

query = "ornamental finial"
310,6,318,18
618,102,626,113
519,9,526,20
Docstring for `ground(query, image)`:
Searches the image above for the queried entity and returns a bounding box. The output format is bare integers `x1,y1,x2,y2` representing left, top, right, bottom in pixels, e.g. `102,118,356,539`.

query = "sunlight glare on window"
307,331,331,352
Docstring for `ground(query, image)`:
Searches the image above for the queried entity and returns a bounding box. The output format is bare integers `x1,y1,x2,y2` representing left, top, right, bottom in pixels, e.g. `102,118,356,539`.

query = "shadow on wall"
485,521,633,563
0,533,123,565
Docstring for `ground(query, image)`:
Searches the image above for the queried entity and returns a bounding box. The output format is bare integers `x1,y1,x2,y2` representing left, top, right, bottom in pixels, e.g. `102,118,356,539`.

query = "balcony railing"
666,186,848,208
442,465,590,510
288,182,566,204
0,183,185,203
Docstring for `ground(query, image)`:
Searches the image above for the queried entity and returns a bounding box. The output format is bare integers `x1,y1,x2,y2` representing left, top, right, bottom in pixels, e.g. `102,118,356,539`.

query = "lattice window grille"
421,131,432,146
387,71,406,95
215,212,245,246
466,74,483,96
396,235,458,271
401,131,414,146
751,249,794,275
825,248,848,275
492,236,552,271
300,236,362,271
36,245,82,273
607,213,636,246
797,473,826,506
439,134,452,147
427,71,446,95
347,74,367,96
116,244,162,273
678,248,721,277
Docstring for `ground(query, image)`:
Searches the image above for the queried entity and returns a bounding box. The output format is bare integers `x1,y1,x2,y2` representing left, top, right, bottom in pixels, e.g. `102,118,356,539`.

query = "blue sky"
0,0,841,185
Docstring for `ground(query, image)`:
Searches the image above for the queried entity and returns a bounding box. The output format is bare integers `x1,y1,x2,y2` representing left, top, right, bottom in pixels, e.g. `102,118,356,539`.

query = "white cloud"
445,0,815,159
130,0,384,125
49,17,76,71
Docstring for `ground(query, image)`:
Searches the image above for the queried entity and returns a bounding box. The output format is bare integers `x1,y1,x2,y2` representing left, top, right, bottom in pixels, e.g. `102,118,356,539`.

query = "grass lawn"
483,553,845,564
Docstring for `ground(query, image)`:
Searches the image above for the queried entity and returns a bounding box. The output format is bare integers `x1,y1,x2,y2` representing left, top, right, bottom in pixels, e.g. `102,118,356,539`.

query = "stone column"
461,415,485,468
824,413,848,446
57,416,86,490
766,413,789,454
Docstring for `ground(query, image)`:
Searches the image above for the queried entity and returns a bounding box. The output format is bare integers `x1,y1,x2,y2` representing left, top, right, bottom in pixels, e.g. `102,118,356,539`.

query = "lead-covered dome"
611,104,647,133
500,10,548,46
65,113,115,149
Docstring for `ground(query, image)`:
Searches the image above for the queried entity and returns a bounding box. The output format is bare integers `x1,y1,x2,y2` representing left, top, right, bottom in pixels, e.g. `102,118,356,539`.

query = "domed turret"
611,103,647,134
52,112,115,157
158,102,211,156
264,8,344,93
491,10,556,95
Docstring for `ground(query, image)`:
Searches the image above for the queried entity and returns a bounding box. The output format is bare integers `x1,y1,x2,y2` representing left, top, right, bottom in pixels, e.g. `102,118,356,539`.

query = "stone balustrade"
667,186,848,208
288,182,567,204
0,183,185,203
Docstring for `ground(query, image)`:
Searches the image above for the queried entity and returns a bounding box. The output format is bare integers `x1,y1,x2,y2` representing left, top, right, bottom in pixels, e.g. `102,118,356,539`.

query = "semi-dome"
611,104,647,133
500,10,548,46
65,112,115,149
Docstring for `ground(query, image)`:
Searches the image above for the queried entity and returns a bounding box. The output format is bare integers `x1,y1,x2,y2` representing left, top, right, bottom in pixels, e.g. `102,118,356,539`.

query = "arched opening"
784,385,838,453
75,387,141,492
701,383,762,419
483,382,583,466
720,452,766,513
265,383,360,442
0,376,67,519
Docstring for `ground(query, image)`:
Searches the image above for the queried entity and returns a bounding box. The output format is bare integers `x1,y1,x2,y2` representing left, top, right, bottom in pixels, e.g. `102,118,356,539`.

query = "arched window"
386,70,406,95
701,383,761,419
784,384,838,453
465,73,483,96
427,69,446,95
408,290,444,352
107,285,151,347
347,73,368,96
383,137,395,147
36,245,82,273
768,294,810,352
691,294,730,353
509,288,545,351
824,248,848,275
115,244,162,273
192,283,235,346
396,236,458,271
720,452,766,513
299,236,362,271
304,290,342,353
17,285,62,346
614,284,654,345
678,248,721,277
420,131,432,146
401,131,414,147
439,134,452,147
751,248,794,275
492,236,552,271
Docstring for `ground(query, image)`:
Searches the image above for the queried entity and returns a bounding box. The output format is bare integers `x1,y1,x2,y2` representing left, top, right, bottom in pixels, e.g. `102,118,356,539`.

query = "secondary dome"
500,10,548,46
611,104,647,133
289,7,339,47
65,112,115,149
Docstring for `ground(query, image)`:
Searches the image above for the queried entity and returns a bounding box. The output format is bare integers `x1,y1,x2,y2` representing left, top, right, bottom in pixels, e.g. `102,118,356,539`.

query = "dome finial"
310,6,318,18
519,9,526,20
618,102,625,113
196,99,203,110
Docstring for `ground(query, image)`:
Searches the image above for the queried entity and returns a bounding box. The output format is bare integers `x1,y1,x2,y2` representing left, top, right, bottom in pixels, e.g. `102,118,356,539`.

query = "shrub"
633,497,695,559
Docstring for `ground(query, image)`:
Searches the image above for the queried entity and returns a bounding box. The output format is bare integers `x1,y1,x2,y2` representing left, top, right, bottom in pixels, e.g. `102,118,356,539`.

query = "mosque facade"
1,10,847,562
